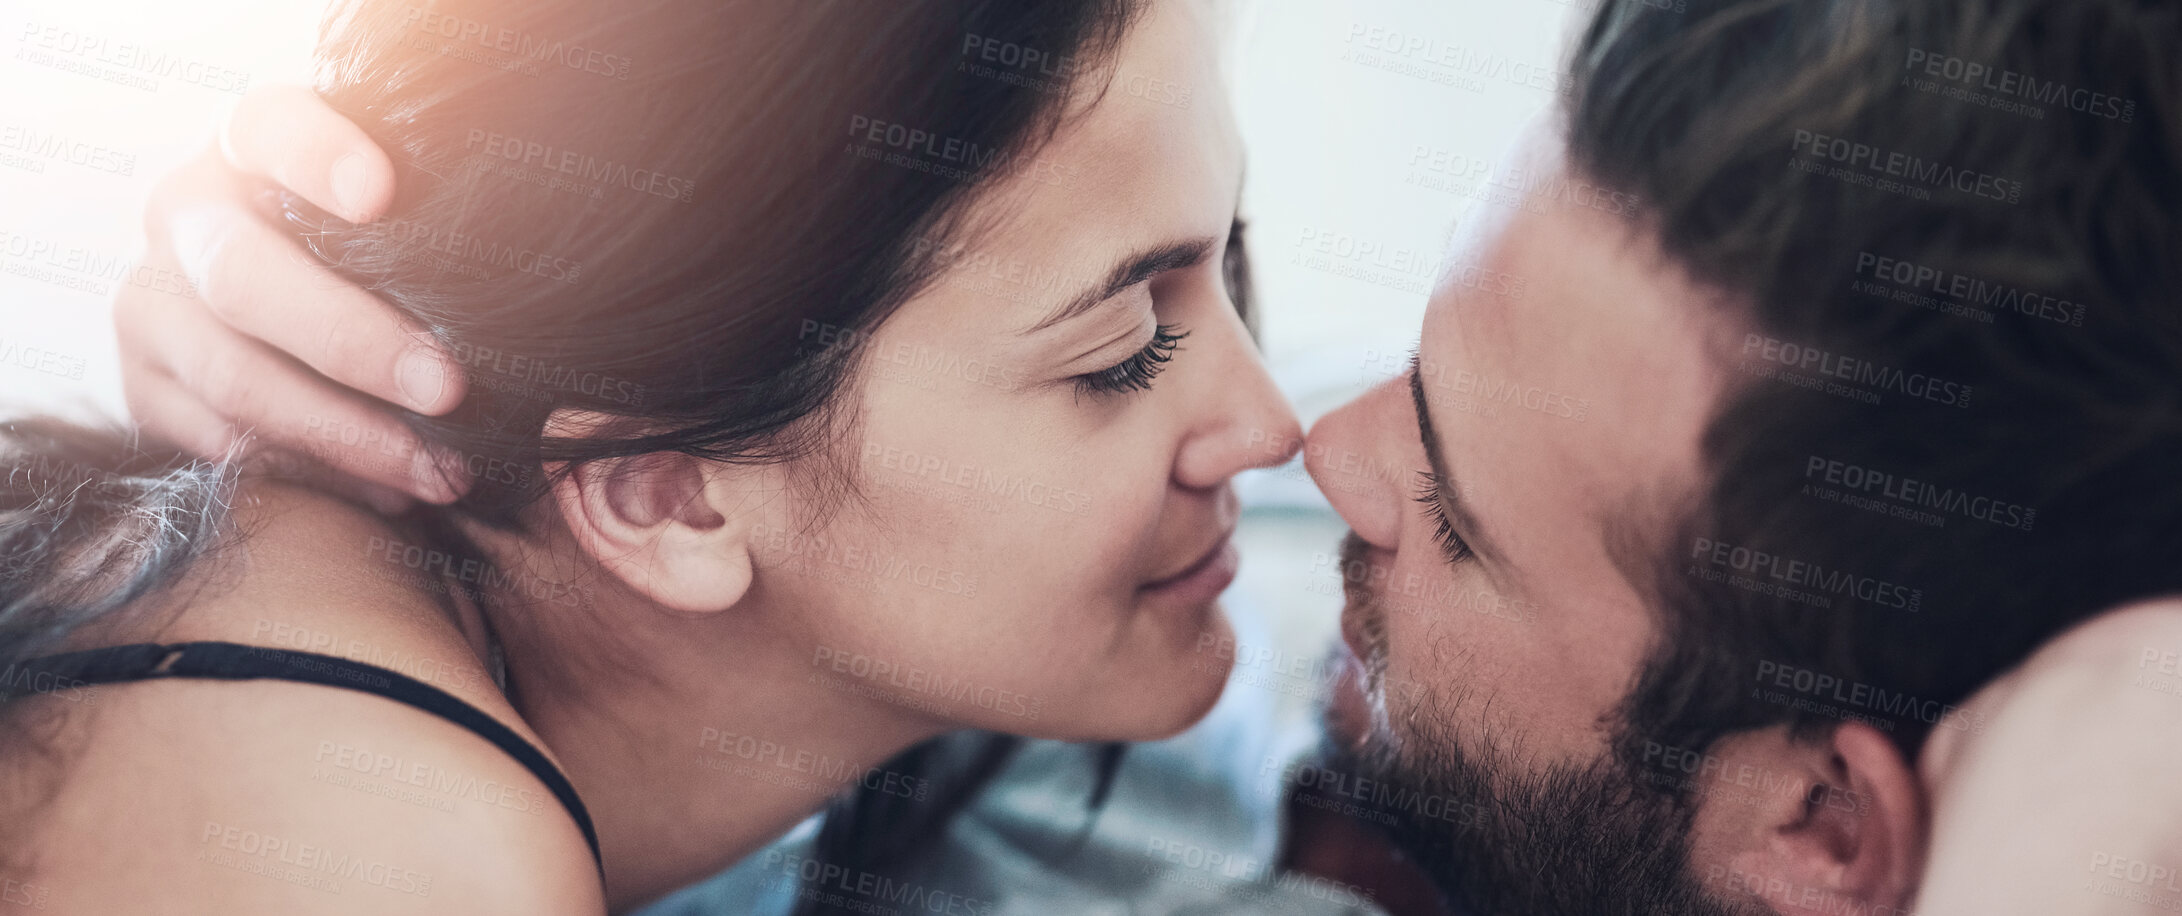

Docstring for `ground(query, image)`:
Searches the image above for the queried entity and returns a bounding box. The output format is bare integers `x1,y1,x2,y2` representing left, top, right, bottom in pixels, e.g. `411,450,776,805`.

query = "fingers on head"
157,202,456,413
223,84,395,223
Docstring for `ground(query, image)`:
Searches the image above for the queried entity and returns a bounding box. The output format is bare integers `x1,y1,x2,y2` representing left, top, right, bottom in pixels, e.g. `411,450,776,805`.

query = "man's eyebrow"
1409,352,1499,563
1026,236,1217,334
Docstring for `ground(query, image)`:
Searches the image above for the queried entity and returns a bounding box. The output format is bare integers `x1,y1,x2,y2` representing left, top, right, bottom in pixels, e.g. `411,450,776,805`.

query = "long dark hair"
1,0,1142,908
299,0,1140,520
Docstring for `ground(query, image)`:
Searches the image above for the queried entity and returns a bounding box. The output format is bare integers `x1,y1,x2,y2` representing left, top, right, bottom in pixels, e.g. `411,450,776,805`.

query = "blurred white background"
0,0,1575,656
1223,0,1573,653
1,0,318,421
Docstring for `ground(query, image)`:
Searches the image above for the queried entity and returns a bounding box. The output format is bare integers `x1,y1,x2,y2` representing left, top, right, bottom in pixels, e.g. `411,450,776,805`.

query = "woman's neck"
459,520,944,912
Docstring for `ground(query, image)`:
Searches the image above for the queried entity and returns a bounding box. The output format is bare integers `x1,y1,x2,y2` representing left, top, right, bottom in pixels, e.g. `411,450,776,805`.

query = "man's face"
1302,126,1750,914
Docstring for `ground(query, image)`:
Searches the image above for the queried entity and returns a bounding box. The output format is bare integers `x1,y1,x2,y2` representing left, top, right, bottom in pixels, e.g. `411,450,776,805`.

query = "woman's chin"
1060,603,1237,743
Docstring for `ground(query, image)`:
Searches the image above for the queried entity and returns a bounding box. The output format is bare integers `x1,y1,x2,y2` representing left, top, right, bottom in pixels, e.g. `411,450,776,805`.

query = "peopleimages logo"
1791,129,2024,204
1854,252,2085,327
198,821,434,896
862,442,1091,516
1904,49,2135,123
1803,456,2036,532
0,228,197,300
697,727,931,801
2087,852,2182,893
381,218,582,285
1754,660,1983,734
0,877,51,909
462,129,695,203
751,523,980,598
1291,226,1440,295
314,740,545,815
402,7,633,80
848,115,1004,169
1741,334,1973,408
445,341,645,407
798,319,1019,394
809,647,1042,721
959,32,1077,80
15,21,252,94
1641,740,1872,817
1342,21,1569,96
1690,537,1923,612
1259,757,1490,829
0,123,136,176
757,851,995,916
843,114,1078,188
0,660,97,704
0,336,87,381
364,534,596,608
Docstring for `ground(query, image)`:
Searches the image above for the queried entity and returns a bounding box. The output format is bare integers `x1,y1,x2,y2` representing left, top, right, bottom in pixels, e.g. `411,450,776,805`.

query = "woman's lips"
1140,535,1240,607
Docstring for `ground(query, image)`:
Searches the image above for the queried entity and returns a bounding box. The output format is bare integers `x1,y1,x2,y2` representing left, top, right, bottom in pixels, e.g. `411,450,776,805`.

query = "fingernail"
331,153,374,221
396,346,449,412
409,444,464,504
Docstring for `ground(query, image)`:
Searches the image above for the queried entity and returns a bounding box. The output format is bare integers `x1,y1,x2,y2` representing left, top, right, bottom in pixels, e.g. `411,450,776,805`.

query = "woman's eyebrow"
1024,236,1216,334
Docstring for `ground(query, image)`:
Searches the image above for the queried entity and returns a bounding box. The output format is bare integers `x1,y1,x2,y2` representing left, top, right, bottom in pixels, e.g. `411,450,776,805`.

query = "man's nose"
1304,374,1414,547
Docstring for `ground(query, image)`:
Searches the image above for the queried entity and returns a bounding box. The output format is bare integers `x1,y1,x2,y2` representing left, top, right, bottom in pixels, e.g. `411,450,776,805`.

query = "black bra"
4,641,602,871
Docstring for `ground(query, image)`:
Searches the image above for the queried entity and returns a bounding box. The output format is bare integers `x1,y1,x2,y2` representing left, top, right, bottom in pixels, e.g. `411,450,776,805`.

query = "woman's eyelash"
1413,470,1474,565
1075,324,1187,395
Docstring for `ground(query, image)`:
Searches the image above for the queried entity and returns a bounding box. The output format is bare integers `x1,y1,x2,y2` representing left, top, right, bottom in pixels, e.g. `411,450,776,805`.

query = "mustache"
1337,530,1372,596
1337,530,1389,691
1336,530,1371,619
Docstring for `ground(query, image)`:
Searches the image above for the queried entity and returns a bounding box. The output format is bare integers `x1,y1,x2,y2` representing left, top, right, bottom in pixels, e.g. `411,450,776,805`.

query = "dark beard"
1319,716,1753,916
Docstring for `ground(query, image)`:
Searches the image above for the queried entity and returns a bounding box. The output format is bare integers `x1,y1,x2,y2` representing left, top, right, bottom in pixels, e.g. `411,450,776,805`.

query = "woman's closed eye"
1075,324,1187,395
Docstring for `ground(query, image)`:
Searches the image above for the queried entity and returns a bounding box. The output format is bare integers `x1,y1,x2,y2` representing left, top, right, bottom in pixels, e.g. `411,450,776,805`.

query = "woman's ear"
544,409,767,616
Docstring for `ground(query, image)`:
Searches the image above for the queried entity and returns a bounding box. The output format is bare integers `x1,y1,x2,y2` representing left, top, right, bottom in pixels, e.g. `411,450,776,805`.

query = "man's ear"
1689,722,1927,914
544,409,765,616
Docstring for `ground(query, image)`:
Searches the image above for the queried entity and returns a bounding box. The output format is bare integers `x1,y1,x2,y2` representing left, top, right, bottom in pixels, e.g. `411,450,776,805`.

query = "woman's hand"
1915,600,2182,915
116,85,467,511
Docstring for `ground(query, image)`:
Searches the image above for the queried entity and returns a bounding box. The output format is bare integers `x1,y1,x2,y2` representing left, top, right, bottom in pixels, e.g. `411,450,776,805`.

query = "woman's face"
751,0,1299,741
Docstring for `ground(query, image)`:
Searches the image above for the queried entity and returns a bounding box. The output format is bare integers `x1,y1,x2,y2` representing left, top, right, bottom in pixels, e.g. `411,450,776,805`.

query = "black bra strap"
6,641,602,871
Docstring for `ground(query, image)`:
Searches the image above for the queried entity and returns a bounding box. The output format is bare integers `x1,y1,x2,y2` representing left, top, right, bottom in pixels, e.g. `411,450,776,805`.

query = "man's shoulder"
2039,597,2182,669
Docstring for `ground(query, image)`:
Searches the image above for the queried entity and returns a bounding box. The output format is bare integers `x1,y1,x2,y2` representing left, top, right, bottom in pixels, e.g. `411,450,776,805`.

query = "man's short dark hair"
1324,5,2178,914
1565,0,2182,774
1571,0,2182,772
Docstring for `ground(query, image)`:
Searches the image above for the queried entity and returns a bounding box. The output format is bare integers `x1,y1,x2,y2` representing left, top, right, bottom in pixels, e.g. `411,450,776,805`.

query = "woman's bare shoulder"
1,480,603,914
